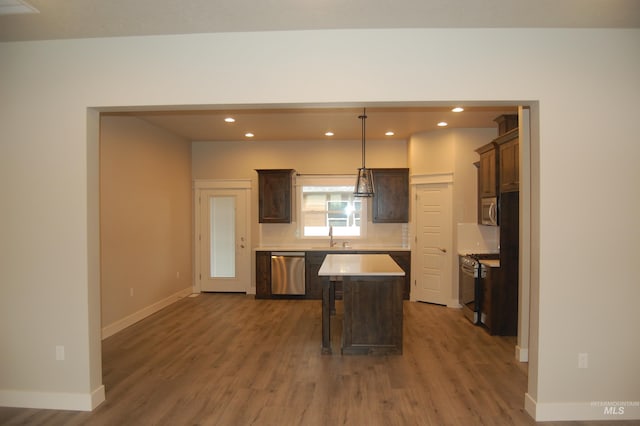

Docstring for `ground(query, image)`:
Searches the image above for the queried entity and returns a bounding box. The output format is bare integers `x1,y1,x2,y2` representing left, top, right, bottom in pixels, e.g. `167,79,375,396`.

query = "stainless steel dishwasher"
271,252,305,295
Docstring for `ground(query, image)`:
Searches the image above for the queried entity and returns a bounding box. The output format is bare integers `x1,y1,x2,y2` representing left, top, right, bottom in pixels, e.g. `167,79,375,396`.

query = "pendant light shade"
354,167,374,197
354,109,375,197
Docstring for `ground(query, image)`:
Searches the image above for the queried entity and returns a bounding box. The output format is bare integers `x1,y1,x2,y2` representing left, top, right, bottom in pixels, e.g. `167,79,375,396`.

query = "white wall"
409,127,497,223
0,29,639,419
409,128,498,304
100,116,193,335
192,138,408,249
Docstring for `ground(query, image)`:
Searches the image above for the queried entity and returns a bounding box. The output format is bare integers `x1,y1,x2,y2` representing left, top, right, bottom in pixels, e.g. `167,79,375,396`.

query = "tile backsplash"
258,222,408,249
457,223,499,254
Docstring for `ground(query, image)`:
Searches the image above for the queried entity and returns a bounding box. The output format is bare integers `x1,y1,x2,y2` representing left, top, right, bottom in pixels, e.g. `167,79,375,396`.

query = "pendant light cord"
360,108,367,168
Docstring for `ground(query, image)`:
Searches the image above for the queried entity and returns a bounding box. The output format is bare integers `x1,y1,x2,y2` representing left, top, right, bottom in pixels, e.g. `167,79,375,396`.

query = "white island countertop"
480,259,500,268
318,254,405,277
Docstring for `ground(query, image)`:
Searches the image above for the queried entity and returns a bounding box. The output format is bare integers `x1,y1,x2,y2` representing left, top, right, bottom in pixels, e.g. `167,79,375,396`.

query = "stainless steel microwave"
481,197,498,226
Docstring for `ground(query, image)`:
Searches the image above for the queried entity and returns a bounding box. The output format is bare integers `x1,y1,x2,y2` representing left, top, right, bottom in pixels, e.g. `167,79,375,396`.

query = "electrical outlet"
578,352,588,368
55,345,65,361
176,271,180,279
130,288,134,297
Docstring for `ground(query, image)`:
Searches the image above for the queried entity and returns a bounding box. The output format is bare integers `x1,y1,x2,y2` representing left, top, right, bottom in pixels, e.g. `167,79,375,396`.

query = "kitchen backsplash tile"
259,222,407,248
457,223,499,254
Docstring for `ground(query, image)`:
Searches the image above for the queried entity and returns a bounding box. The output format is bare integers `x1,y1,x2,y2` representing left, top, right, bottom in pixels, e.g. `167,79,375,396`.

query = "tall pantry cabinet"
476,115,520,335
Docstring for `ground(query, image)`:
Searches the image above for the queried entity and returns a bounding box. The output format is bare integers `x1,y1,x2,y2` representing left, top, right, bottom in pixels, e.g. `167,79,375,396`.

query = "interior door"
414,184,452,305
198,188,249,292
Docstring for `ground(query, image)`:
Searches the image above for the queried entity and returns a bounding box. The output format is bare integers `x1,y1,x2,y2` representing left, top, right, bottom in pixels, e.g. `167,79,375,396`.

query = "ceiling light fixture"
452,107,464,113
354,108,374,197
437,121,448,127
385,131,395,136
245,132,254,138
224,117,236,123
325,131,334,137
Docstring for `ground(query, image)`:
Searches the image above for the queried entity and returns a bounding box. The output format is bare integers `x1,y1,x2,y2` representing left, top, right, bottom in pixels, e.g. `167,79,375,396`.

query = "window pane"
210,196,235,278
301,184,362,237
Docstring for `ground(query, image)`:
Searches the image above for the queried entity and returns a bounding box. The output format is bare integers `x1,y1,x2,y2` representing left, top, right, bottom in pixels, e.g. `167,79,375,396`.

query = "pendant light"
354,108,375,197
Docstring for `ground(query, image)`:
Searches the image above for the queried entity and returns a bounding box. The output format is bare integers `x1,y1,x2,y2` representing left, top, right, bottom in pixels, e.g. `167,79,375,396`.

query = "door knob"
439,248,447,253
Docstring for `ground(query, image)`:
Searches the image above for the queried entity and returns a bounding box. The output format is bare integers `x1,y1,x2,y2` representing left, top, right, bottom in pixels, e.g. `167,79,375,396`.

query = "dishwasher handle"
271,252,305,257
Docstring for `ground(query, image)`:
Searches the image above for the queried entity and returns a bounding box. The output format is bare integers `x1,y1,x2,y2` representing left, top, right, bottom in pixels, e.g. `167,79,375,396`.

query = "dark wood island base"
319,254,405,355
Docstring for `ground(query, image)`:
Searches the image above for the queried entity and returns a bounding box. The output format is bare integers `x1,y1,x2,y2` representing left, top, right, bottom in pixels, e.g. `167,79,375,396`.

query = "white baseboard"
515,345,528,362
102,286,193,340
525,393,640,421
448,299,462,308
0,385,105,411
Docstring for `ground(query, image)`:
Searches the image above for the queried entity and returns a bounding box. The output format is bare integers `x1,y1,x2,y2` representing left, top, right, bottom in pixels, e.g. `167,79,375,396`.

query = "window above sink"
296,175,368,240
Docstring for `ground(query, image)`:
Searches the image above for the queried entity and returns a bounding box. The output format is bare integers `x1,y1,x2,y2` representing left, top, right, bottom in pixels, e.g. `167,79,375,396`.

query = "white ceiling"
4,1,635,141
1,0,639,42
106,105,519,142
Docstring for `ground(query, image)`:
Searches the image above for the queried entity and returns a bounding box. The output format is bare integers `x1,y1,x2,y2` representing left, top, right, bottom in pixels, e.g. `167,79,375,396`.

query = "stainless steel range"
459,253,498,324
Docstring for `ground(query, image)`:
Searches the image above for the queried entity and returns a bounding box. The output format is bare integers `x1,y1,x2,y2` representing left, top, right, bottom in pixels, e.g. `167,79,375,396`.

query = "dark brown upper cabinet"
495,129,519,193
476,142,498,198
494,114,519,136
256,169,294,223
371,168,409,223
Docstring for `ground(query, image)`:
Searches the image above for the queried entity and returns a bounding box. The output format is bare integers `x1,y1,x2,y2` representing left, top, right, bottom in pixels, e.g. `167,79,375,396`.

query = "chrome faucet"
329,225,337,247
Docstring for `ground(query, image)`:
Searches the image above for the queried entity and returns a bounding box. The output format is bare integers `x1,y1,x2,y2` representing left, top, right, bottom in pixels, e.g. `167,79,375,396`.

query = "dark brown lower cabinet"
481,265,518,336
257,250,411,300
388,251,411,300
255,251,271,299
341,276,404,355
481,191,519,336
305,251,327,300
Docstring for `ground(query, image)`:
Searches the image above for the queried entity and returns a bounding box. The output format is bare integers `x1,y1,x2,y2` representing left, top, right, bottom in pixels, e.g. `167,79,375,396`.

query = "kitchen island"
318,254,405,355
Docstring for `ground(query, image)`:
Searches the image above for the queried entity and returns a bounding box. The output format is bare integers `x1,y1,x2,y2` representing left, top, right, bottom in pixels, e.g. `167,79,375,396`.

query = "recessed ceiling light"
245,132,254,138
325,131,334,137
385,131,395,136
452,107,464,113
437,122,448,127
224,117,235,123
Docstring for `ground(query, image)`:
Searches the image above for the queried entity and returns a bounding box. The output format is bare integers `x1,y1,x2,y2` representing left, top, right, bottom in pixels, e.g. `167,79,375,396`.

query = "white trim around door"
193,180,252,294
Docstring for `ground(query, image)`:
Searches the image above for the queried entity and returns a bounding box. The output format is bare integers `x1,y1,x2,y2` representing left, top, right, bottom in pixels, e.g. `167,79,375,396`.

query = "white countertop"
318,254,405,276
256,246,409,252
480,259,500,268
457,250,499,257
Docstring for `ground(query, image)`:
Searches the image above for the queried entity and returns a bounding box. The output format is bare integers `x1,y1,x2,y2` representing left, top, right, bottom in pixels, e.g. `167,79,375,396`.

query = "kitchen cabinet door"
371,168,409,223
476,143,498,198
481,263,518,336
255,251,271,299
497,131,519,193
304,251,327,300
388,251,411,300
256,169,294,223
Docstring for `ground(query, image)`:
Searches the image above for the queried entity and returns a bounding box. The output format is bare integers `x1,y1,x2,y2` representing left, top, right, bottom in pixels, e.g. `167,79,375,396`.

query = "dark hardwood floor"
0,294,634,425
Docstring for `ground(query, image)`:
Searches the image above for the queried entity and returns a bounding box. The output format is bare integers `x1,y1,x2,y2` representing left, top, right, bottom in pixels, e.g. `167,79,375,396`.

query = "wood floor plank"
1,294,637,426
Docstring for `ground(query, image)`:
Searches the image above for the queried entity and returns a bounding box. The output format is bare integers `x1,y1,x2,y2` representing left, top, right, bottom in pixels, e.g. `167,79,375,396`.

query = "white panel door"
198,189,249,292
414,184,452,305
